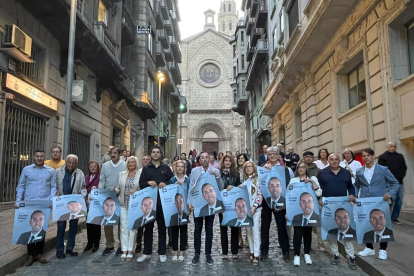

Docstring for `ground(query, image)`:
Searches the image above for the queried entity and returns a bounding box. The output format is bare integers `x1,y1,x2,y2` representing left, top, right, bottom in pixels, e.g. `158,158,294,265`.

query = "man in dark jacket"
378,142,407,224
137,146,174,263
258,145,268,167
284,147,300,172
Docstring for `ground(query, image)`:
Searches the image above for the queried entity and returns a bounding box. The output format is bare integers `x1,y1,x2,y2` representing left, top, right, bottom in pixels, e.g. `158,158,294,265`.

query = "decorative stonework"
192,118,230,138
199,63,221,83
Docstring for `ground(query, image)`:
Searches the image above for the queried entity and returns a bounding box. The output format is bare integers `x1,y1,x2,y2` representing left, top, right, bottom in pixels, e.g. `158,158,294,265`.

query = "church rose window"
199,63,221,83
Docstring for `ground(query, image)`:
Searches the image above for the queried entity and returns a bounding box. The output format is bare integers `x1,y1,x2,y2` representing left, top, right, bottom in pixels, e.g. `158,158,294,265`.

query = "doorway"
202,142,218,155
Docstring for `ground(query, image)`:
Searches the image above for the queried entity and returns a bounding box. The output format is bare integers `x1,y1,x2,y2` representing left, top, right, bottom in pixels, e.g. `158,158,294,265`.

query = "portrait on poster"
86,189,120,226
52,194,87,222
12,200,52,245
354,197,394,244
259,166,286,209
160,184,188,227
128,186,158,230
221,186,253,227
321,196,356,241
286,182,320,227
189,172,224,218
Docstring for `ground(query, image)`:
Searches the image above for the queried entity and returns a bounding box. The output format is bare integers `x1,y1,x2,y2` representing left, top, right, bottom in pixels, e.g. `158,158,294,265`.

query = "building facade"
178,7,245,155
218,0,239,36
263,0,414,212
0,0,184,205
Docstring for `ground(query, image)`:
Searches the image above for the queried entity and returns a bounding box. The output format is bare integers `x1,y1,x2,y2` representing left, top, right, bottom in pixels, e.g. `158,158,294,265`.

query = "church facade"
178,1,245,155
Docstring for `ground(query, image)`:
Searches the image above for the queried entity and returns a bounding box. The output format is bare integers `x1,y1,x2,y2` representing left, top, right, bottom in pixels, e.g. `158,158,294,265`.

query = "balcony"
170,36,182,63
232,88,249,115
157,29,169,48
247,16,255,34
156,1,165,29
164,41,173,62
166,0,173,10
164,19,173,36
159,0,169,18
250,28,261,47
246,39,269,90
122,7,135,45
169,61,182,85
255,0,268,29
245,0,252,10
156,42,166,67
171,10,181,41
246,42,254,61
162,69,176,93
94,22,119,60
251,0,259,15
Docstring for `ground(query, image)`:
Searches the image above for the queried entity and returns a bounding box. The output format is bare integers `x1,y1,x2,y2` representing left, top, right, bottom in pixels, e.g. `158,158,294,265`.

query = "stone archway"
191,118,230,153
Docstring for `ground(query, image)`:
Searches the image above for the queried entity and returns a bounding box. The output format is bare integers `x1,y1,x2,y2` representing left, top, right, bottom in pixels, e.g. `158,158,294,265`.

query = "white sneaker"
294,255,300,266
137,254,151,263
379,249,387,260
172,255,178,262
160,255,167,263
358,247,375,257
304,254,312,265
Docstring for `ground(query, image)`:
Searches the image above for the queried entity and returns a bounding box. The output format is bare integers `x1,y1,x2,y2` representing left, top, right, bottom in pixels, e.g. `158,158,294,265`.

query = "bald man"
378,142,407,224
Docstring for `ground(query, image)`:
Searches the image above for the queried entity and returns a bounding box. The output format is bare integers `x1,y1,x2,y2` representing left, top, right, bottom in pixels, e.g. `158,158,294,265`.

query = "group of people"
15,141,406,270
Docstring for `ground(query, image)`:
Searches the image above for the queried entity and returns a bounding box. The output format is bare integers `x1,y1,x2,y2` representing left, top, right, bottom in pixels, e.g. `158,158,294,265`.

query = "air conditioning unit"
4,25,32,57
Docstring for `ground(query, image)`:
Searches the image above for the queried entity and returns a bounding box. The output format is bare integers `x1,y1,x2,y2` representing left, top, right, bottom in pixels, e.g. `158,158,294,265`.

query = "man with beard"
90,197,119,225
292,193,320,226
226,198,253,226
187,151,224,266
170,193,189,226
133,197,156,229
327,208,356,241
199,183,225,217
265,177,285,209
362,209,394,243
98,148,126,256
16,150,56,266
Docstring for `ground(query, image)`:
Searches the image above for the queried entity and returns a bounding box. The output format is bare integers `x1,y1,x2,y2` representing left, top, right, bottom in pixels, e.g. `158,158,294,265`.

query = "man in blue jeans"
55,154,87,258
378,142,407,224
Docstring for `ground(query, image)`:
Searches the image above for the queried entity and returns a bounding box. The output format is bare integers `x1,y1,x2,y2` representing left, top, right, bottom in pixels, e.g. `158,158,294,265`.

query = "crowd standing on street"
14,141,407,270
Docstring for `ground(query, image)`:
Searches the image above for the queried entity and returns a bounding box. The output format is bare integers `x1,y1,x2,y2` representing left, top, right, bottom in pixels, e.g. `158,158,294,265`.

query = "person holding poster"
289,161,322,266
260,146,292,262
317,153,357,269
98,147,126,256
15,149,56,266
55,154,86,259
84,160,101,253
187,151,224,266
355,148,399,260
218,155,241,261
137,146,174,263
169,160,190,262
239,161,262,265
115,156,140,261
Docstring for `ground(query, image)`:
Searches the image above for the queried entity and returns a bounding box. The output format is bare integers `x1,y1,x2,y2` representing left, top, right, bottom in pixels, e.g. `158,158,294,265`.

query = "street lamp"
179,103,185,155
157,71,165,145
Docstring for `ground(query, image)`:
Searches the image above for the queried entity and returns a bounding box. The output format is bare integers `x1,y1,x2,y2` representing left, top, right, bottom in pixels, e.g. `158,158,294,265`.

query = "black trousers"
136,227,143,244
219,213,239,255
194,215,215,256
366,242,387,250
261,203,289,256
293,226,312,256
27,239,45,257
172,224,188,252
86,223,101,246
143,204,167,255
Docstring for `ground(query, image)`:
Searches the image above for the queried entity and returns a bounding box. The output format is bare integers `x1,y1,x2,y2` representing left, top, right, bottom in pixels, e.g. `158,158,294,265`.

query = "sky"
178,0,244,39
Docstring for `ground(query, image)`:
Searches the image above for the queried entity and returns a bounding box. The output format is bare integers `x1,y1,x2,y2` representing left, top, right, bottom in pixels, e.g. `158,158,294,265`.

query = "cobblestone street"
11,217,367,276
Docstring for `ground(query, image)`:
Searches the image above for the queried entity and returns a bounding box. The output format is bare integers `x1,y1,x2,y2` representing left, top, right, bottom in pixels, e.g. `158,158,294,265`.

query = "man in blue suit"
258,145,268,167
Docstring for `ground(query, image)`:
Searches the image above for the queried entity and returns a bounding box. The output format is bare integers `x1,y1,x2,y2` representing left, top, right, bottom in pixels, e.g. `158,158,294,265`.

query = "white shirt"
270,195,281,208
363,164,376,184
208,201,217,215
101,214,114,225
340,159,363,184
301,212,314,226
141,212,155,226
374,227,386,242
28,230,43,244
338,226,350,240
235,216,247,226
314,160,329,170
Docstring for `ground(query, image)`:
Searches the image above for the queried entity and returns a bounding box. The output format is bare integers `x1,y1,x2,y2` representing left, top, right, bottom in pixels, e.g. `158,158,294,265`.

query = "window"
294,108,302,139
19,43,45,86
241,31,244,45
223,4,226,12
229,22,232,31
348,64,366,109
233,66,236,78
273,27,278,50
233,45,236,58
280,11,285,35
242,80,245,95
98,1,108,25
234,90,237,103
223,22,225,32
148,30,154,55
229,4,231,12
207,16,213,23
408,21,414,74
241,55,245,69
287,0,299,39
147,74,154,101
